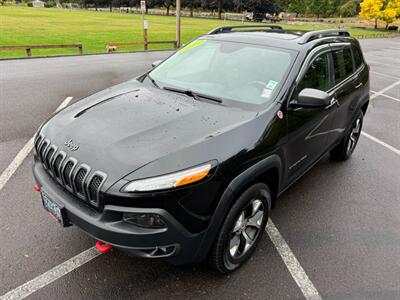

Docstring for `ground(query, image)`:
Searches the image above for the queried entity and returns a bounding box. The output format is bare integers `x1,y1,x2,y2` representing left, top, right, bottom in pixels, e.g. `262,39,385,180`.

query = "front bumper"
33,162,205,264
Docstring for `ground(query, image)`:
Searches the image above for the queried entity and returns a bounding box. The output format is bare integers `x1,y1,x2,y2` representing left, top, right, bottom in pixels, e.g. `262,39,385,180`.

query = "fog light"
123,213,166,228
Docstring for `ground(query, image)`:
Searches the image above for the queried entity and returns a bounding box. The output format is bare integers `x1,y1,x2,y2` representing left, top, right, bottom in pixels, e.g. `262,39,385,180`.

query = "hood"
40,80,257,185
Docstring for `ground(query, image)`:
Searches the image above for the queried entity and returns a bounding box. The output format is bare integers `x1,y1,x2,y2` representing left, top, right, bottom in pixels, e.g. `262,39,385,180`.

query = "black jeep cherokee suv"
33,25,369,273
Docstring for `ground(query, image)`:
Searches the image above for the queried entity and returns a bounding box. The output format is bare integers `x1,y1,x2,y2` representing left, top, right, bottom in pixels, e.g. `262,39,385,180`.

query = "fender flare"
194,154,282,262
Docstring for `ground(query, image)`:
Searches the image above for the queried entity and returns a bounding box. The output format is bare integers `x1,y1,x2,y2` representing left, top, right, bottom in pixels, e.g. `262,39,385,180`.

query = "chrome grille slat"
34,135,43,153
39,140,49,163
73,166,90,198
45,147,56,170
53,154,63,178
87,173,105,207
37,136,106,209
62,160,74,188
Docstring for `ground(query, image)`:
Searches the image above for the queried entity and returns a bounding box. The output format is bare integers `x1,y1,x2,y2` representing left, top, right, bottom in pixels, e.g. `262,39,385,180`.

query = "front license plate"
41,191,69,227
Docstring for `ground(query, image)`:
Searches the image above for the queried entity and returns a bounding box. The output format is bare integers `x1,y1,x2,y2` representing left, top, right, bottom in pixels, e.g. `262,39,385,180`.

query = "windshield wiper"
147,74,160,89
163,86,222,103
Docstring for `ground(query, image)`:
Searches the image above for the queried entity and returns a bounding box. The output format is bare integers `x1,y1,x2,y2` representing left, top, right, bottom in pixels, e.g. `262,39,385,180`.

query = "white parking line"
370,90,400,103
370,80,400,100
266,221,322,300
0,221,320,300
366,60,400,69
0,97,73,192
361,132,400,156
55,96,74,112
370,70,400,80
0,247,101,300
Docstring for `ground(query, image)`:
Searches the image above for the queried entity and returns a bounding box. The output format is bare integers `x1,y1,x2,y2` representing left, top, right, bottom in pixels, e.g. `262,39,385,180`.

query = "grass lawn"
0,6,394,58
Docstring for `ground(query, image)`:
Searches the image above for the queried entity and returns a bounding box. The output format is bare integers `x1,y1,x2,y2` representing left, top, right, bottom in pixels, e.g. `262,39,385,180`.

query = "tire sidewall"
218,183,271,272
345,110,364,157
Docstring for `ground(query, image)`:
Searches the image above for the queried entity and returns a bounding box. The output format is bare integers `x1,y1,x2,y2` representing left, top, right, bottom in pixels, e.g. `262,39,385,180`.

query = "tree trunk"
385,22,389,30
374,18,378,29
166,5,170,16
217,0,222,19
190,5,193,17
109,0,112,12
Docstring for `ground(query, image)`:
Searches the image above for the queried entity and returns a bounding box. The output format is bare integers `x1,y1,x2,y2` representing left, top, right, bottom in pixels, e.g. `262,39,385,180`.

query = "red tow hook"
96,241,112,254
33,184,41,192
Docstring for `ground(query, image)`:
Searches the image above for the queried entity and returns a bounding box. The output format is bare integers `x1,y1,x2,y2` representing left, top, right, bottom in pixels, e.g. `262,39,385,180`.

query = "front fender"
193,154,282,262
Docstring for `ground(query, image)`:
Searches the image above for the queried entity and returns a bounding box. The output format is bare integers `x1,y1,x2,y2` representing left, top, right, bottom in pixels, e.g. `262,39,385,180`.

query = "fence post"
144,28,148,50
26,48,32,57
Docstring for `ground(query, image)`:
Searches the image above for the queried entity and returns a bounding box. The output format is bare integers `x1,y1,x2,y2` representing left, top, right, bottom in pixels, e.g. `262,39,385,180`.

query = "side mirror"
291,88,331,108
152,60,163,68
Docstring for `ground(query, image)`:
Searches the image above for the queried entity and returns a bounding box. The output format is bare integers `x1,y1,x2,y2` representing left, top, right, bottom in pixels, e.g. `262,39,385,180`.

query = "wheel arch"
193,154,283,262
361,100,369,115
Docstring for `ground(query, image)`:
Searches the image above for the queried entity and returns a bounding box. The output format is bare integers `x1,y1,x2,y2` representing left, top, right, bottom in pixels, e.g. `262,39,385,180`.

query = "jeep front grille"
35,134,106,209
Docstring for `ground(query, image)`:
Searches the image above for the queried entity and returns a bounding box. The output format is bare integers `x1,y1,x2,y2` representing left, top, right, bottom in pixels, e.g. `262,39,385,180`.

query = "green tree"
244,0,282,15
182,0,201,16
339,0,359,17
307,0,329,18
288,0,308,15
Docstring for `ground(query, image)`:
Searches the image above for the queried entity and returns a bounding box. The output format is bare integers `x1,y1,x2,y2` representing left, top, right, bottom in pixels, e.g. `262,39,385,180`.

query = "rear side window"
298,52,331,92
352,44,363,69
332,47,354,85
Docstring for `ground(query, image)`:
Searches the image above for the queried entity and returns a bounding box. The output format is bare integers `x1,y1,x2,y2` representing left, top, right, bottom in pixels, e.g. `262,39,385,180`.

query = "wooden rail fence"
107,40,177,52
0,44,83,57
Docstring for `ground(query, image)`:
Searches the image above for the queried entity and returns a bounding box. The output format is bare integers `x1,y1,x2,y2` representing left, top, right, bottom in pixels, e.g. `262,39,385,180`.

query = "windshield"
147,39,295,109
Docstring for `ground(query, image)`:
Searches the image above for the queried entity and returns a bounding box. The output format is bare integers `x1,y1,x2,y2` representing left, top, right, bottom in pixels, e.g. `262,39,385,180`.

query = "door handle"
355,82,363,89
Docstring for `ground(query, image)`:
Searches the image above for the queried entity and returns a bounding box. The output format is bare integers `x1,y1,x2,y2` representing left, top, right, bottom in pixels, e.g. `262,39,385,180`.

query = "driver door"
286,48,335,182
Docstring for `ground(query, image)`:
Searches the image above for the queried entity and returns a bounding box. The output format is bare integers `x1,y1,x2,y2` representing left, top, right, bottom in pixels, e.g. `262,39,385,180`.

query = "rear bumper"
33,162,205,264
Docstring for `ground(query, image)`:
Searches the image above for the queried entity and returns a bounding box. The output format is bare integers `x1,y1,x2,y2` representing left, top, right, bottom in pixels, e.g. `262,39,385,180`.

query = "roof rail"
208,25,283,35
298,29,350,44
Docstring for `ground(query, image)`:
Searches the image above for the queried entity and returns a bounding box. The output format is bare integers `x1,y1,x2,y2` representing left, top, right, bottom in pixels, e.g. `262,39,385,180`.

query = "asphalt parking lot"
0,37,399,300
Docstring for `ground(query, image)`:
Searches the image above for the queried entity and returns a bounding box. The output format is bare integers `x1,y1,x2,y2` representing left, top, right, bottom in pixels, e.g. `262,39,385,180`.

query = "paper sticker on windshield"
177,40,206,54
261,88,272,98
266,80,278,90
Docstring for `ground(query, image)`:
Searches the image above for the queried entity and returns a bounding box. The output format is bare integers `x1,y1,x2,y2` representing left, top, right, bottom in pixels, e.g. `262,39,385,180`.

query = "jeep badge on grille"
64,139,79,151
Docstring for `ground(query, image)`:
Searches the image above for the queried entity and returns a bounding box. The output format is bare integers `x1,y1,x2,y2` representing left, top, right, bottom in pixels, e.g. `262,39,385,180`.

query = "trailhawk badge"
64,139,80,151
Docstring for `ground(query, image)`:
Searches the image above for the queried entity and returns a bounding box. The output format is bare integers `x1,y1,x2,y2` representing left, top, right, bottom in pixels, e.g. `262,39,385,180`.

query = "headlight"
123,163,212,192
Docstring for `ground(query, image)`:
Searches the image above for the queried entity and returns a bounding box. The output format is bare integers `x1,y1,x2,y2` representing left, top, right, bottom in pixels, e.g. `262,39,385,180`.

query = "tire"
330,110,363,161
209,183,271,273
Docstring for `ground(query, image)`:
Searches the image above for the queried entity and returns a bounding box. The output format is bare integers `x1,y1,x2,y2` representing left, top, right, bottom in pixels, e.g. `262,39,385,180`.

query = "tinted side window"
298,53,330,92
343,47,353,75
352,44,363,69
333,47,354,85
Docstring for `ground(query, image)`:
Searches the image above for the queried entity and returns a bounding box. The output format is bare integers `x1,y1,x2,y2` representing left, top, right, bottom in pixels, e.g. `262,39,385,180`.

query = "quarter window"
333,47,354,85
351,44,363,69
298,53,331,92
